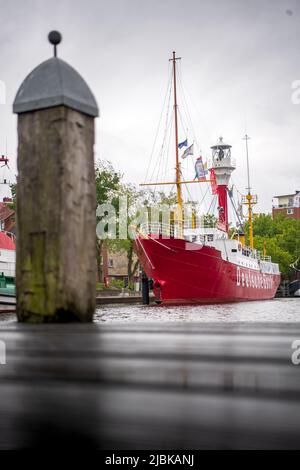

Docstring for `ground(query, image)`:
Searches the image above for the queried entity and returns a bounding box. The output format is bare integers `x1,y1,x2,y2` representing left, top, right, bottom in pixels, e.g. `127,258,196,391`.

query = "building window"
287,208,294,215
109,259,114,268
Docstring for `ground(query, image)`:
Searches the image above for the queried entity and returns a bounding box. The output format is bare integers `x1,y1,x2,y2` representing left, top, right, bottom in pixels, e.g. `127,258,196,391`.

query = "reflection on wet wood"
0,321,300,449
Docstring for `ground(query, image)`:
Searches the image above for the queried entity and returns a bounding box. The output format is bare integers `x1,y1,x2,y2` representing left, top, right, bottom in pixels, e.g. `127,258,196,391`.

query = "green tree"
108,184,145,286
8,183,17,213
201,213,218,228
95,160,121,281
108,187,179,287
250,213,300,276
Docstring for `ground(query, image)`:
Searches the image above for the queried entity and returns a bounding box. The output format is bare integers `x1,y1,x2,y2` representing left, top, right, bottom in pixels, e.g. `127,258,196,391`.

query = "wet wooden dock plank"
0,322,300,449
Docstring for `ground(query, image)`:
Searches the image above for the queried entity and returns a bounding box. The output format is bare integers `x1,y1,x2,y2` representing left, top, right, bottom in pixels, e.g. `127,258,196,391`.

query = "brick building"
272,191,300,219
0,199,15,232
107,250,129,279
100,247,139,284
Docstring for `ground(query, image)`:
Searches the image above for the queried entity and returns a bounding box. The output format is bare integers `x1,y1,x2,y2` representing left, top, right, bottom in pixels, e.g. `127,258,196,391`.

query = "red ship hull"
135,235,281,304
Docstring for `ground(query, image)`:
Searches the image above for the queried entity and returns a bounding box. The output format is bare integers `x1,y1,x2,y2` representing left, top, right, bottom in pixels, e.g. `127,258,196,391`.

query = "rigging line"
177,65,210,214
146,64,172,183
177,61,211,143
159,108,173,178
177,64,211,213
184,183,197,206
178,107,189,140
229,181,245,224
177,110,189,171
206,193,217,216
230,176,244,197
149,102,173,184
144,65,172,183
233,184,246,223
211,196,217,217
155,166,176,180
150,79,173,184
158,79,173,158
163,107,175,189
155,110,173,187
178,116,189,199
181,163,196,204
172,90,193,198
135,236,155,270
197,183,210,208
179,64,214,216
231,179,247,209
178,88,197,148
177,108,192,190
230,194,239,230
228,188,243,228
177,64,199,148
230,194,238,226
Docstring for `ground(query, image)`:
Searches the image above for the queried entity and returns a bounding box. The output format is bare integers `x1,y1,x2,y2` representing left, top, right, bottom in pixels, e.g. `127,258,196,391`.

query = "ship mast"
171,51,183,235
242,134,257,249
140,52,211,237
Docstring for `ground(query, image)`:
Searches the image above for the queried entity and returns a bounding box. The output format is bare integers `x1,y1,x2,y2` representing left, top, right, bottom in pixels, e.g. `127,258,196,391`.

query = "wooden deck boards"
0,321,300,449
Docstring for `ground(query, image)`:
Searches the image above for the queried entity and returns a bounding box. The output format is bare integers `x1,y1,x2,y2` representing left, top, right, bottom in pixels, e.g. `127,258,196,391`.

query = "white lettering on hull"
236,266,274,290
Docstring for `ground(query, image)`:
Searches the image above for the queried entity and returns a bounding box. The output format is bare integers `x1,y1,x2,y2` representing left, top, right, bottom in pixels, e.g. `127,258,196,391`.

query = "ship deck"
0,320,300,449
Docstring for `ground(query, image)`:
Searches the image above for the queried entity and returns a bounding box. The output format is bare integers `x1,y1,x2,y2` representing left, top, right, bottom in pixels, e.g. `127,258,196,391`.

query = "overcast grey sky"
0,0,299,212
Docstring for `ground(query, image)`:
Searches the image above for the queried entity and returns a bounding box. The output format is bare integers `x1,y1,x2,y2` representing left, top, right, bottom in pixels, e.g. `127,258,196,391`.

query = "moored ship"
134,52,280,304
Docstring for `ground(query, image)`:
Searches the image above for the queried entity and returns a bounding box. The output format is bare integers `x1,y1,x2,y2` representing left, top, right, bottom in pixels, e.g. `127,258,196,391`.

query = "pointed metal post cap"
13,31,99,117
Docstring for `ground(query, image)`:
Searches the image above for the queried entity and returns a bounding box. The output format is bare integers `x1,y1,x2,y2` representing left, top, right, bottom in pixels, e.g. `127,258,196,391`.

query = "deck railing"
139,219,218,237
183,219,217,229
258,254,272,262
241,194,258,204
139,222,176,238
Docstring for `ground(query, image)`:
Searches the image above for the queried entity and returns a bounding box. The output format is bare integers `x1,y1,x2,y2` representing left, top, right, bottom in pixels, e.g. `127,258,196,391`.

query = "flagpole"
171,51,183,236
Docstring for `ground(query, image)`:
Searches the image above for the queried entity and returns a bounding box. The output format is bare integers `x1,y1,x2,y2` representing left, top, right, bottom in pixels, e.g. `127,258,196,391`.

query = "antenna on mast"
241,134,257,249
243,133,251,194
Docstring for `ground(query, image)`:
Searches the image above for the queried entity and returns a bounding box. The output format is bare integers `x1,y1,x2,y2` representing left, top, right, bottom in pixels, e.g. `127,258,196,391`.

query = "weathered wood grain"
16,106,96,322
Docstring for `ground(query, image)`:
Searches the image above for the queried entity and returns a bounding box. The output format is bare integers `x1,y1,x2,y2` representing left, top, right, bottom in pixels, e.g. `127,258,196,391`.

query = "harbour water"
95,298,300,323
0,298,298,325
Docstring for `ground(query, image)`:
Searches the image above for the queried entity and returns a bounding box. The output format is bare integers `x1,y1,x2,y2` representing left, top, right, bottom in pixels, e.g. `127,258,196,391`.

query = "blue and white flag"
181,143,193,159
178,139,188,149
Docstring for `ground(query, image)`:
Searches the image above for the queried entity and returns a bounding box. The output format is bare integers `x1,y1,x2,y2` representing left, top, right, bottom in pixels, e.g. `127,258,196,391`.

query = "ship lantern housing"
210,137,235,186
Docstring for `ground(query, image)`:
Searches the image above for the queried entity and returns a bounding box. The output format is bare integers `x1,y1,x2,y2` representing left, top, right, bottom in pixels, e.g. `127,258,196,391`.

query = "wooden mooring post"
141,271,150,305
13,31,99,322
